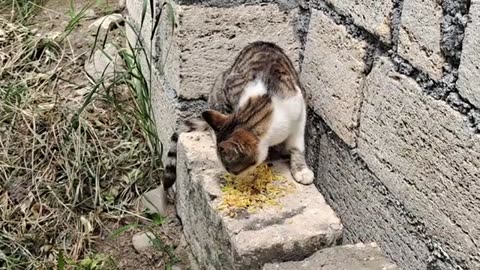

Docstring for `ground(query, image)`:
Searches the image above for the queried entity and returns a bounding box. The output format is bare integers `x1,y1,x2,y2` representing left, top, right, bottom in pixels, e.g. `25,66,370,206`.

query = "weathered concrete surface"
302,10,367,147
262,243,399,270
125,0,157,53
320,0,393,43
358,57,480,269
157,3,301,100
457,1,480,108
172,0,299,8
176,131,343,270
305,121,429,269
398,0,445,79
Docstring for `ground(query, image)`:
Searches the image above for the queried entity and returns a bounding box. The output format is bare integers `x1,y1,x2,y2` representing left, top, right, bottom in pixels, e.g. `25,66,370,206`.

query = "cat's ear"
202,110,228,132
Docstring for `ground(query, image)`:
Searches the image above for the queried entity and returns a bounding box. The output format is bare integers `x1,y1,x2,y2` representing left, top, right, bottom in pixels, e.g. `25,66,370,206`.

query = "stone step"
263,243,400,270
175,131,343,270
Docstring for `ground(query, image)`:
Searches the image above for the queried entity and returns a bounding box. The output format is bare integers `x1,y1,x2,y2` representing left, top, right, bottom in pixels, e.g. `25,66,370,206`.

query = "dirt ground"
95,206,191,270
0,0,190,269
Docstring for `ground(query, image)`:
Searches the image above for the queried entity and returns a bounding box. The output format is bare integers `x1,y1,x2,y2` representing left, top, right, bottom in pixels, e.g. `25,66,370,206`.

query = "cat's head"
202,110,262,175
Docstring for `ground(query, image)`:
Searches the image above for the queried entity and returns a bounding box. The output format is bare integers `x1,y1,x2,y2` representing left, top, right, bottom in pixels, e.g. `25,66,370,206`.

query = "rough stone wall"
303,1,480,269
126,0,480,269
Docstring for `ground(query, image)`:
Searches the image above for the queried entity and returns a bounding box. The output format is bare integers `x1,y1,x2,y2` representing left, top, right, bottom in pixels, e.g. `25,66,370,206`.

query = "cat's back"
229,41,301,98
230,41,294,72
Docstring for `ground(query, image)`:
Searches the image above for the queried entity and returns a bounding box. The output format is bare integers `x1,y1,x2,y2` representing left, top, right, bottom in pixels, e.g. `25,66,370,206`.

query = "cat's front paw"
293,167,314,185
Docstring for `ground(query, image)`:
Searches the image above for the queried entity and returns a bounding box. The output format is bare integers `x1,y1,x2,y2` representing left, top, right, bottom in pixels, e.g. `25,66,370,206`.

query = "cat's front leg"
288,148,314,185
285,109,314,185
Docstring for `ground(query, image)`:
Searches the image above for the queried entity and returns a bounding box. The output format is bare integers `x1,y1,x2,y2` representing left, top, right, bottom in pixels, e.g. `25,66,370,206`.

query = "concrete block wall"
302,0,480,269
127,0,480,269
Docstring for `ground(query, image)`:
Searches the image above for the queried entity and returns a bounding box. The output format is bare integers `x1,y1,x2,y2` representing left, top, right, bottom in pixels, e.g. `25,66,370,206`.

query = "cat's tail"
184,116,209,133
162,116,209,191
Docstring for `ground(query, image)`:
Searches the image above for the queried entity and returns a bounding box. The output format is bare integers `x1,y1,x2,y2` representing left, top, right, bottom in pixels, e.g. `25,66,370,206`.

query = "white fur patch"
255,85,306,166
264,91,304,146
238,79,267,108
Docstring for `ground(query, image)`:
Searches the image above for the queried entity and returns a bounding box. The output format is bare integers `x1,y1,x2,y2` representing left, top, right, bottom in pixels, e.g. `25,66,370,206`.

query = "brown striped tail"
161,116,209,190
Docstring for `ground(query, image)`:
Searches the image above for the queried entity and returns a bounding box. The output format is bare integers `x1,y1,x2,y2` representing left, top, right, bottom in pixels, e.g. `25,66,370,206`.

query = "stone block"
262,243,399,270
457,1,480,108
125,0,162,55
173,0,300,9
176,131,343,270
306,130,430,269
301,10,367,147
158,3,301,100
358,57,480,269
398,0,445,79
321,0,393,43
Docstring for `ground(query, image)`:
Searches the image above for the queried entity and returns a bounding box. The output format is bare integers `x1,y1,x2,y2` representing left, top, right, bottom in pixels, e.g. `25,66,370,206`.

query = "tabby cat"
163,41,314,193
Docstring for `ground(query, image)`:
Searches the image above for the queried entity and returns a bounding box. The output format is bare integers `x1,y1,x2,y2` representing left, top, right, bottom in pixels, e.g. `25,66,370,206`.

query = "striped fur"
162,118,208,190
162,41,314,191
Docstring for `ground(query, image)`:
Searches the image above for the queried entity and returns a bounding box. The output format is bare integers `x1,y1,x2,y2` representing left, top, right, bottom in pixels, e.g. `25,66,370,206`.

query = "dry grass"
0,0,47,23
0,1,171,268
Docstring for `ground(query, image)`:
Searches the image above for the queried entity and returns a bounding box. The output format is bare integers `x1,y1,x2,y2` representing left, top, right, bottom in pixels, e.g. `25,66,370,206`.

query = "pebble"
131,231,156,252
141,186,168,216
84,43,122,81
85,9,97,19
88,14,123,32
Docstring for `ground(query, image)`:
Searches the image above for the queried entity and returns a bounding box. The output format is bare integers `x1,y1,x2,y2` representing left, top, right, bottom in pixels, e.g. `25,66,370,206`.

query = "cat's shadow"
265,144,290,164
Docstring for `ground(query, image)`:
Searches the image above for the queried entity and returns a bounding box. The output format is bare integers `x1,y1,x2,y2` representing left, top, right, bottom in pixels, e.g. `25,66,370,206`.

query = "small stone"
132,232,155,252
171,266,182,270
88,14,123,32
84,43,122,81
141,187,168,216
85,9,96,19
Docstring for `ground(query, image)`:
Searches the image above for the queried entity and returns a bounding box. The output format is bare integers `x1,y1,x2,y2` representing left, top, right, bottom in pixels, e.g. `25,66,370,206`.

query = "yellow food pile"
217,163,295,217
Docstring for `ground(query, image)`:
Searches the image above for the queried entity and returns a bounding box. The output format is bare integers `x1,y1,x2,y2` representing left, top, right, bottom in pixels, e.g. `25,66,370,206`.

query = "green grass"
0,0,46,23
60,0,96,42
0,0,179,269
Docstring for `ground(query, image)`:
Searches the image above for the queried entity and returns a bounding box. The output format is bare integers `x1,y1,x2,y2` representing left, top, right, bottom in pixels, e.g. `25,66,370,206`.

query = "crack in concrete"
441,0,471,68
295,1,311,72
242,206,307,232
390,0,405,51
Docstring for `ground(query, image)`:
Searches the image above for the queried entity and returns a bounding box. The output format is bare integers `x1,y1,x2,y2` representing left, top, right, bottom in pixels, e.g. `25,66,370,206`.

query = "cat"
162,41,314,194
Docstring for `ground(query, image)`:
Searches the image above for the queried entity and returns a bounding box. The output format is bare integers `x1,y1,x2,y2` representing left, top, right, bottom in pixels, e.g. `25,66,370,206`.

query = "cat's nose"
227,166,242,175
228,169,240,175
